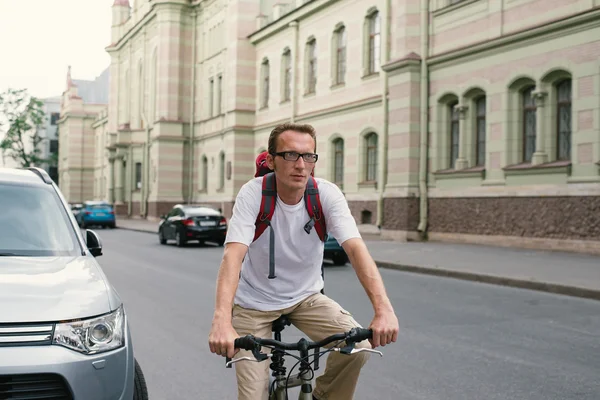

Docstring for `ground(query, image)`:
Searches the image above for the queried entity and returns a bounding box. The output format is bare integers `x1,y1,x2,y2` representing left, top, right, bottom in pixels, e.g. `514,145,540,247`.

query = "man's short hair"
267,123,317,155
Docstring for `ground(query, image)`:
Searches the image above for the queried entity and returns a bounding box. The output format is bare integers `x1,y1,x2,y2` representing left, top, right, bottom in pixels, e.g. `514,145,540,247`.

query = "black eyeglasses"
274,151,319,163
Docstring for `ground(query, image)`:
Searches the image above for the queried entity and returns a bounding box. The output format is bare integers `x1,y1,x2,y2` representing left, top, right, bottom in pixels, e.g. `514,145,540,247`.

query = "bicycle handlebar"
234,327,372,352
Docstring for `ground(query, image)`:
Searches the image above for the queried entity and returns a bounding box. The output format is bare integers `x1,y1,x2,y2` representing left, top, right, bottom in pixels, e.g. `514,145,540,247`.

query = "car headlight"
53,305,125,355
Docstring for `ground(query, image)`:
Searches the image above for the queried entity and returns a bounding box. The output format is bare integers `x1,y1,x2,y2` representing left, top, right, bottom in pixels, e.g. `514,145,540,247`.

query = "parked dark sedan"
158,204,227,247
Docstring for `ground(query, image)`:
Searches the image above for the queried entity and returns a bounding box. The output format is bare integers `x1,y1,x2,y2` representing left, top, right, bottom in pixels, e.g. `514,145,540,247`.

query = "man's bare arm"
209,242,248,357
341,237,399,347
212,242,247,322
342,238,393,313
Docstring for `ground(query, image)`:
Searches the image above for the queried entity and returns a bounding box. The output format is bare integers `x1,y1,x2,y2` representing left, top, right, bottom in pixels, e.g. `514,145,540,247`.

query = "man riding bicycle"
208,123,399,400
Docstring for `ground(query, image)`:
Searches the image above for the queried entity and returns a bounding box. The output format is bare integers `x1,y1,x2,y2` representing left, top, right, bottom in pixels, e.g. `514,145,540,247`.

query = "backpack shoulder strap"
303,176,327,242
253,172,278,279
253,172,277,242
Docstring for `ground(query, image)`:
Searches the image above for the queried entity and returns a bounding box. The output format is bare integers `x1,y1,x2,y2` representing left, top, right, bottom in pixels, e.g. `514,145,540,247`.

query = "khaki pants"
231,292,371,400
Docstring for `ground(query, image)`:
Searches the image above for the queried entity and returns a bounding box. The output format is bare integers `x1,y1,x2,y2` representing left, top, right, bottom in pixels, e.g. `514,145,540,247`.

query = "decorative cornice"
248,0,338,44
429,7,600,68
382,52,421,74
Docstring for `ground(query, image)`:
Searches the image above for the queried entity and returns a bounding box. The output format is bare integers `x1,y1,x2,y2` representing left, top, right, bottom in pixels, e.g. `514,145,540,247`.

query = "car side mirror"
86,229,103,257
160,214,166,220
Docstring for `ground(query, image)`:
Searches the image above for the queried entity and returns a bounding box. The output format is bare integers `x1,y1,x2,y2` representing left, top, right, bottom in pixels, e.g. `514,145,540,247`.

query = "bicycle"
225,314,383,400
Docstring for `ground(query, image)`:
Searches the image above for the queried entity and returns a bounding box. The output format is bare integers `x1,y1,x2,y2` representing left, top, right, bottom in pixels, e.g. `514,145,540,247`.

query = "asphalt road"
96,228,600,400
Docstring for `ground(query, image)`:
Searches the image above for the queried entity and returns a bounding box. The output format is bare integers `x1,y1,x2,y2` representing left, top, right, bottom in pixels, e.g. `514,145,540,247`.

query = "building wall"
419,0,600,251
93,0,600,253
57,81,107,204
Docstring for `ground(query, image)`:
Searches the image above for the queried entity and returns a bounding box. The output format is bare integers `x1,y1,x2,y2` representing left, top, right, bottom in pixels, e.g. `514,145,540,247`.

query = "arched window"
202,155,208,191
261,58,269,108
449,101,460,168
364,132,378,182
556,79,572,161
522,86,537,163
332,138,344,186
474,96,487,166
281,49,292,102
219,151,225,189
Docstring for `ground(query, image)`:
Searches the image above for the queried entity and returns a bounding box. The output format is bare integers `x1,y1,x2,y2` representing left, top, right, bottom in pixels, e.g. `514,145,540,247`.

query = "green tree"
0,88,47,167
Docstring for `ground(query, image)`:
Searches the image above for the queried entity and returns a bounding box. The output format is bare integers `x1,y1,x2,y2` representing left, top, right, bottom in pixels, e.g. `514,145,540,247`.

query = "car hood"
0,256,111,323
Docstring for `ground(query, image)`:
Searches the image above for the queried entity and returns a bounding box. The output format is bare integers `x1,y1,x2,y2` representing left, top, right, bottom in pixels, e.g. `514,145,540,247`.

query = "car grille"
0,374,72,399
0,324,53,347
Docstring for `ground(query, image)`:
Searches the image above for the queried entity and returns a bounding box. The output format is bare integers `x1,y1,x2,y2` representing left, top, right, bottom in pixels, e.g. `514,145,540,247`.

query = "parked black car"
158,204,227,247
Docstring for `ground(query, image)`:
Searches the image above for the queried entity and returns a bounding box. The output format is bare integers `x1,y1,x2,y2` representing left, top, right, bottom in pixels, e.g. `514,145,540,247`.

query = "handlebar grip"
348,328,372,343
234,335,256,350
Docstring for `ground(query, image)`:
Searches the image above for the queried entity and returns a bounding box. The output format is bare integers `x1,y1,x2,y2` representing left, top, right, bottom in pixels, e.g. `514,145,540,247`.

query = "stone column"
455,105,469,169
531,90,548,165
107,157,115,204
114,155,124,204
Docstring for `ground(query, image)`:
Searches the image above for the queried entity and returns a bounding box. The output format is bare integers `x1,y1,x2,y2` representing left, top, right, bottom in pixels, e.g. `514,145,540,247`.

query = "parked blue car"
76,201,116,229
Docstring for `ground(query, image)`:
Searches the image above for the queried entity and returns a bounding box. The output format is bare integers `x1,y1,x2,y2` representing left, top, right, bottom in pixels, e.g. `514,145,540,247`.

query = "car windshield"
0,183,81,257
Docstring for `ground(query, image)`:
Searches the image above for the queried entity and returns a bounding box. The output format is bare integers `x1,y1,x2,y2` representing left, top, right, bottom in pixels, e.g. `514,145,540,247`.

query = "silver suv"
0,167,148,400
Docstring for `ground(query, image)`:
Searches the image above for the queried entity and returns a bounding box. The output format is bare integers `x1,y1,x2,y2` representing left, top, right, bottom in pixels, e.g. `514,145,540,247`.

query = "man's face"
267,130,317,191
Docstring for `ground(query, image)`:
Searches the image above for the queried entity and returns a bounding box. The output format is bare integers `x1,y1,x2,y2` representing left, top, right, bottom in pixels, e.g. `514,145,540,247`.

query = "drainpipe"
188,8,197,203
141,111,150,217
290,20,299,123
127,144,133,216
417,0,430,236
376,0,392,229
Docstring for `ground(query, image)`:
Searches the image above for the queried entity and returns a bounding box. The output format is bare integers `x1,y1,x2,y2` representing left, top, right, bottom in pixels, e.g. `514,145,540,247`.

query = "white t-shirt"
225,176,361,311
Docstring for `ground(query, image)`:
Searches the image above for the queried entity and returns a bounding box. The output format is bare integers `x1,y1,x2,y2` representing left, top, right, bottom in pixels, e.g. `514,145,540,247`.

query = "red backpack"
252,152,327,281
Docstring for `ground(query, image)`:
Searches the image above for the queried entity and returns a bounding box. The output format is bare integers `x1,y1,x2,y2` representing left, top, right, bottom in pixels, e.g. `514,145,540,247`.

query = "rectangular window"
556,79,572,161
135,162,142,190
522,87,536,163
49,139,59,154
50,112,60,125
475,97,486,166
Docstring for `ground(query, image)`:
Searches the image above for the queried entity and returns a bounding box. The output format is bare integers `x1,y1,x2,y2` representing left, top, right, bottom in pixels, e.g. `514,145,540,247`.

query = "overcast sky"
0,0,114,100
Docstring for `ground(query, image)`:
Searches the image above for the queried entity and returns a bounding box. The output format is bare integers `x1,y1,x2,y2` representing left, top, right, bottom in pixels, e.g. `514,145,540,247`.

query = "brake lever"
225,353,273,368
335,347,383,357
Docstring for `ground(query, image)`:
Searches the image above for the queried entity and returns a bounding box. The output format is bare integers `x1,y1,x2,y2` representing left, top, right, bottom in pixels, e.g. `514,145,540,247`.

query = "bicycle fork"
270,339,315,400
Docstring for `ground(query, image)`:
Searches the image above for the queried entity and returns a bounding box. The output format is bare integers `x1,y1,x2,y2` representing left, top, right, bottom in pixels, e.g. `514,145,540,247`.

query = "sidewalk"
114,218,600,301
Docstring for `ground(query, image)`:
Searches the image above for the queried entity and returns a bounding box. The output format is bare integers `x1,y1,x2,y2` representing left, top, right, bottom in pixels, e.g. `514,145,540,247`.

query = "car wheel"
332,254,348,266
133,358,149,400
176,231,186,247
158,229,166,245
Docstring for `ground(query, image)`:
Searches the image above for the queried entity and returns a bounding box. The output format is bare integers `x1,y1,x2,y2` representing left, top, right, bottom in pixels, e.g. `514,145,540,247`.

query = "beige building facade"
87,0,599,253
57,67,109,204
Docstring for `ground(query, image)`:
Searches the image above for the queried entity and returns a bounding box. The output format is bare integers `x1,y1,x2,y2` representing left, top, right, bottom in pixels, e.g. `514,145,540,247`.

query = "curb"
375,261,600,302
116,226,156,234
116,226,600,302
